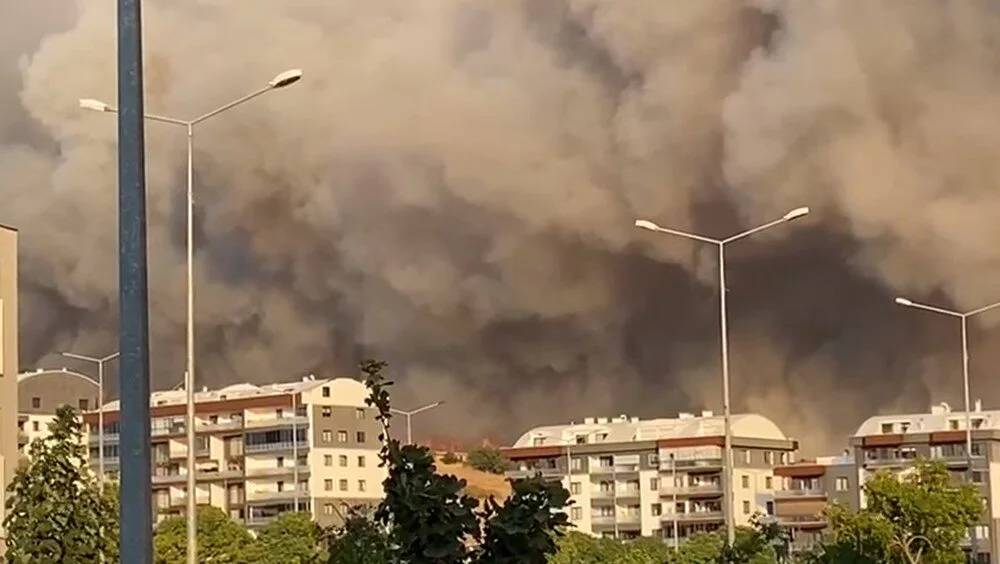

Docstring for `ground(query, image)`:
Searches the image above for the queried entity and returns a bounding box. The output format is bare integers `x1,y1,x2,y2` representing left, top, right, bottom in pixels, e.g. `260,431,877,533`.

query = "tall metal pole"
406,413,413,445
117,0,153,560
961,315,977,560
672,454,679,551
185,123,197,564
292,392,299,513
719,242,735,545
98,360,105,486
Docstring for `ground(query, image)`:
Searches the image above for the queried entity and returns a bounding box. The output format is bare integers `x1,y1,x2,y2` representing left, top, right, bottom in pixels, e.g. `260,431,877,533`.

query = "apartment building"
82,377,386,528
0,225,16,548
503,411,797,542
17,368,100,454
849,401,998,563
773,455,856,553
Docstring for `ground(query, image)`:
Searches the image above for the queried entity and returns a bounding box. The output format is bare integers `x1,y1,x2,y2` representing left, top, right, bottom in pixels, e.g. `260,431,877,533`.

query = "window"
358,480,367,492
277,456,285,468
324,479,333,491
324,504,334,516
357,456,366,468
973,418,985,429
743,450,751,464
765,477,773,489
356,408,365,420
900,422,910,433
277,481,285,492
339,479,348,492
836,477,849,491
276,408,284,419
881,423,894,434
950,419,960,430
32,421,39,432
741,475,750,489
78,399,89,411
356,431,366,443
598,456,613,468
339,455,348,467
575,435,587,445
570,482,581,495
209,415,218,424
322,407,332,418
322,386,330,397
973,471,985,484
650,478,660,491
765,451,775,465
338,430,348,443
322,430,332,443
976,525,990,540
570,507,583,520
571,457,582,471
322,455,332,467
31,397,40,409
972,442,984,457
648,453,659,466
651,503,662,517
532,437,545,446
743,501,751,515
766,501,775,516
596,433,608,442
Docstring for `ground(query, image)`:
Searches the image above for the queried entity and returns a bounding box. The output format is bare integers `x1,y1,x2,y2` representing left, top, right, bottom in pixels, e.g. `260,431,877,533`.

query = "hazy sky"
4,1,1000,454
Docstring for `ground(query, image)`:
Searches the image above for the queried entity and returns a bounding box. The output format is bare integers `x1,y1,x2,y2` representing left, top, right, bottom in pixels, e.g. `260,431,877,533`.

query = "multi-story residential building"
0,225,18,549
773,454,856,553
82,377,386,528
503,411,797,542
849,401,996,563
17,368,100,454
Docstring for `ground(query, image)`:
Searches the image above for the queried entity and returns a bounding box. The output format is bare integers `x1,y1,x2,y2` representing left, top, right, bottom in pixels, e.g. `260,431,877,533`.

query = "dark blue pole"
117,0,152,561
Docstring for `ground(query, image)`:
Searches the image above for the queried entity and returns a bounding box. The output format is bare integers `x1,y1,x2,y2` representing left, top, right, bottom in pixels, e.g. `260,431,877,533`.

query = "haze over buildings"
4,2,1000,453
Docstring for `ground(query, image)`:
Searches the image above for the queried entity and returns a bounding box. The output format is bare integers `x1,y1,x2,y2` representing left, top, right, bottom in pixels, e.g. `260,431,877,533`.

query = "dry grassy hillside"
435,458,511,501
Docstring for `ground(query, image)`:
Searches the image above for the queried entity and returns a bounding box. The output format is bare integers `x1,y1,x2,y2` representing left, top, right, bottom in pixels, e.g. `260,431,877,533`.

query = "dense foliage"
249,511,327,563
805,461,981,563
466,445,508,475
154,506,256,563
4,405,118,563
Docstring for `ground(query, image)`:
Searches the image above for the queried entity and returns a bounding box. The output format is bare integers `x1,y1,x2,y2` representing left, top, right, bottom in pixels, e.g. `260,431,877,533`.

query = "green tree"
441,451,461,465
549,532,670,563
153,506,255,563
466,445,507,475
4,405,118,563
247,512,325,563
476,475,570,563
807,461,981,564
327,512,391,564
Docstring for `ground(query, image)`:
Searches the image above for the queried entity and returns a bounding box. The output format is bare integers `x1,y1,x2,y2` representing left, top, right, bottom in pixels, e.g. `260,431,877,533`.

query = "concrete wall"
0,227,17,493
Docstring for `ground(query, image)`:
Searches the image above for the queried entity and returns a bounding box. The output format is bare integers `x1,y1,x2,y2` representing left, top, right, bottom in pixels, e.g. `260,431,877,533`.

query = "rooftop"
511,411,789,448
853,401,999,437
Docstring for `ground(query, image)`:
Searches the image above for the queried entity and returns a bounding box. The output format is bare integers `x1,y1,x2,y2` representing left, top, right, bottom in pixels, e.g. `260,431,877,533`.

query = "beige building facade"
0,226,17,545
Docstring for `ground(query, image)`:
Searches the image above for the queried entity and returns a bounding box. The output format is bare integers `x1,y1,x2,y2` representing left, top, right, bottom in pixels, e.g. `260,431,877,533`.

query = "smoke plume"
4,0,1000,454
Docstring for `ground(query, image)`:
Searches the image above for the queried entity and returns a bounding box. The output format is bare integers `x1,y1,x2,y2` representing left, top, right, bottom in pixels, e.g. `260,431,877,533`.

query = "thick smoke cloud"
4,0,1000,454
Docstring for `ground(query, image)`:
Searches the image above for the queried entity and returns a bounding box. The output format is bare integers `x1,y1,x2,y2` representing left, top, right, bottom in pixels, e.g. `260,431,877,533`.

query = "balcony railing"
245,466,311,478
507,467,564,480
668,459,724,471
774,489,827,499
246,489,308,503
660,484,724,496
243,416,308,430
245,440,308,454
591,463,640,474
778,515,827,527
671,510,724,521
197,420,245,432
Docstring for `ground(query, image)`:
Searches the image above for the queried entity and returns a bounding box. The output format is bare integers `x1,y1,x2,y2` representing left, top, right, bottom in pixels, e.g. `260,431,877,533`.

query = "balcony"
590,515,617,526
169,447,210,460
591,464,640,475
152,473,187,485
778,515,827,528
660,484,724,497
245,466,311,478
245,440,309,454
774,489,827,500
246,489,308,503
89,433,120,445
507,467,565,480
671,510,724,522
243,416,308,431
666,459,724,472
197,420,245,433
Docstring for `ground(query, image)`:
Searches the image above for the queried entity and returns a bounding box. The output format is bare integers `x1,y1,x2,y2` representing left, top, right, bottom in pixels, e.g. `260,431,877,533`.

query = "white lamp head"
895,297,913,306
783,206,810,221
634,219,661,231
268,69,303,89
79,98,111,112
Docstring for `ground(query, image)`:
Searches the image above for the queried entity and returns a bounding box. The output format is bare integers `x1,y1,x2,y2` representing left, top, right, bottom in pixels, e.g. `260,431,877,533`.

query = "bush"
441,451,461,464
466,445,507,474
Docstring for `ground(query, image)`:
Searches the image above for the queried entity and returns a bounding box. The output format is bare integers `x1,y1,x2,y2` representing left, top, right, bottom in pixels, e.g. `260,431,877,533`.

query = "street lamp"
894,295,1000,560
80,67,302,564
635,206,810,544
61,352,120,487
390,402,445,445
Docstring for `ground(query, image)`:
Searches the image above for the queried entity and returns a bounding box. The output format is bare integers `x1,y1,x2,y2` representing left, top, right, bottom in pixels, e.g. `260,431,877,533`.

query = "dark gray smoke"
4,0,1000,454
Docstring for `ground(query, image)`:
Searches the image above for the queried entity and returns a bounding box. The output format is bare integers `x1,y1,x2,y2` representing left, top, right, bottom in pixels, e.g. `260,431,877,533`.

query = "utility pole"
117,0,153,561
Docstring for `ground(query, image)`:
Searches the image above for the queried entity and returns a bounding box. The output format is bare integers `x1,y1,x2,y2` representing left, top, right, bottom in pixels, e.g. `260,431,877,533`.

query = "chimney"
975,399,983,412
